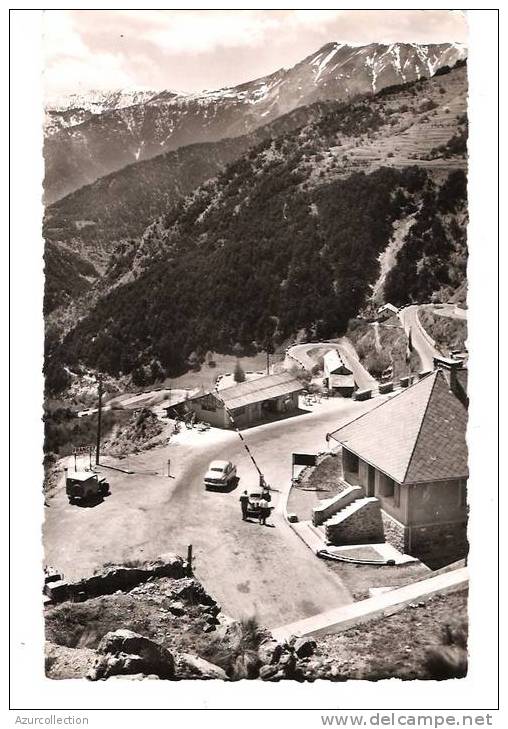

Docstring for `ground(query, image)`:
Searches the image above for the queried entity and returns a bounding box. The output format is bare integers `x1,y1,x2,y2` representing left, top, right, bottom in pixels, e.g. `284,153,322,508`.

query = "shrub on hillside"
419,99,438,113
203,616,265,680
424,619,468,679
234,361,246,383
187,351,201,372
364,350,391,379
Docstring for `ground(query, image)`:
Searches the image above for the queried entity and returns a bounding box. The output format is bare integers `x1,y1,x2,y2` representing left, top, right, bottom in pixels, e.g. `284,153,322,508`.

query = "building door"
367,465,376,497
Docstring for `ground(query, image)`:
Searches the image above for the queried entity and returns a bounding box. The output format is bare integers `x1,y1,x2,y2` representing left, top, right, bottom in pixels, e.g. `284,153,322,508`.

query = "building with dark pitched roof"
377,303,399,321
328,368,468,566
183,372,305,429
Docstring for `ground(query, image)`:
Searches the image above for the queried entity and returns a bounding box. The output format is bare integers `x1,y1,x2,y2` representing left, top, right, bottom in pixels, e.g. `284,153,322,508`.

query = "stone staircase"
323,496,384,546
312,484,364,527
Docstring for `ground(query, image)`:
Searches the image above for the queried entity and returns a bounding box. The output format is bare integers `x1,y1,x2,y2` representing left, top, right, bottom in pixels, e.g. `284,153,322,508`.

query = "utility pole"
265,337,274,376
95,376,103,466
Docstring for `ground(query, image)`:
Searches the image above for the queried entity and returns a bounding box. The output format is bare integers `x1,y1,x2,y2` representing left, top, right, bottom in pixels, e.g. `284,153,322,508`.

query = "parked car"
65,470,110,504
204,460,237,490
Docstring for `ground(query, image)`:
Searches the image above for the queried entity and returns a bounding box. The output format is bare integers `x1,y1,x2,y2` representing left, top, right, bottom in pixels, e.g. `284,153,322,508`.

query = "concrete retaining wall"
272,568,469,641
312,485,364,527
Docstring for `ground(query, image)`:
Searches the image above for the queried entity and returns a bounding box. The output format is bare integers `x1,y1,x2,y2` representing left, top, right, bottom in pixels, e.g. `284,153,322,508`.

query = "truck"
64,469,110,504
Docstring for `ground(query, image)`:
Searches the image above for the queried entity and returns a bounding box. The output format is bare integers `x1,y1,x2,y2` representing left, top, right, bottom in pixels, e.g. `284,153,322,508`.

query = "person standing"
239,490,249,520
258,496,271,526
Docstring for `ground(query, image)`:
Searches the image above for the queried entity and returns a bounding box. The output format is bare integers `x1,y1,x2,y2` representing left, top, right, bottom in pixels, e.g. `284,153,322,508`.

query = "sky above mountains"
43,9,468,98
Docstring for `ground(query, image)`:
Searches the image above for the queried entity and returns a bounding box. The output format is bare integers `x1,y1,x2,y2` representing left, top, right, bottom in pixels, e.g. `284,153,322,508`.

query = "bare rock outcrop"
176,653,229,680
88,629,175,680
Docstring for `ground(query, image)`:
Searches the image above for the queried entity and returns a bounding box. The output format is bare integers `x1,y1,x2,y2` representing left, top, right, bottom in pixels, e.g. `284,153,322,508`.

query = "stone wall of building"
326,497,384,546
409,521,468,569
381,510,407,553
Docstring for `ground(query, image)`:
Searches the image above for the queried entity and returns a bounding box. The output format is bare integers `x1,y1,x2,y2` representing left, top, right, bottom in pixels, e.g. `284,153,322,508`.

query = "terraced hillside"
296,63,467,189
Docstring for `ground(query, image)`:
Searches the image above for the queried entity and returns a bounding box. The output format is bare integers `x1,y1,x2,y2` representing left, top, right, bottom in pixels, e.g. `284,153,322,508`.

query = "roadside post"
167,459,175,479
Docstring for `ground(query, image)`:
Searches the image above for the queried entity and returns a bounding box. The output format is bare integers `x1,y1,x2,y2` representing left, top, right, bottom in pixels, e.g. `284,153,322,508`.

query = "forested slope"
47,165,466,389
45,63,468,392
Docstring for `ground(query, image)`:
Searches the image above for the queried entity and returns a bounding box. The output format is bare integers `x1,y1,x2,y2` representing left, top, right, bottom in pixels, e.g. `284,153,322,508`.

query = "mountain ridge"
43,41,466,202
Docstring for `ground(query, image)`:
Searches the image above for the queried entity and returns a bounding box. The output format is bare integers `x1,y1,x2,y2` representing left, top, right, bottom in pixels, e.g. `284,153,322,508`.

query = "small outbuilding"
183,372,305,429
323,349,355,397
377,303,399,321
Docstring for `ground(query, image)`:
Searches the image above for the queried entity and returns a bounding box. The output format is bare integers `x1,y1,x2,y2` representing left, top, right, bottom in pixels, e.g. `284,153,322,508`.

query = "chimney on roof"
433,356,468,408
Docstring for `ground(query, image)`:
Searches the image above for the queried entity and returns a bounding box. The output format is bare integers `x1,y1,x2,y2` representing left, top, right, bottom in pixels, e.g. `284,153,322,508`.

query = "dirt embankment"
347,316,421,380
315,590,468,680
102,407,168,457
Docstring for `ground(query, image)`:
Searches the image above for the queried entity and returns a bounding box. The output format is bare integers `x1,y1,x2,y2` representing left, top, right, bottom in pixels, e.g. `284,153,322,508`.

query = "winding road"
44,397,383,628
398,304,443,372
285,339,377,391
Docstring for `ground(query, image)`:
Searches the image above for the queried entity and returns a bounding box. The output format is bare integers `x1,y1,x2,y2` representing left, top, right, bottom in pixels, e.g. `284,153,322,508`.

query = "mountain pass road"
44,396,383,628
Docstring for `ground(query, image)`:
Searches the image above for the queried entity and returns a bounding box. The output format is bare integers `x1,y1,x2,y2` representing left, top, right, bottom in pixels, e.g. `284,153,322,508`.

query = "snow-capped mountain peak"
44,41,467,202
45,88,161,113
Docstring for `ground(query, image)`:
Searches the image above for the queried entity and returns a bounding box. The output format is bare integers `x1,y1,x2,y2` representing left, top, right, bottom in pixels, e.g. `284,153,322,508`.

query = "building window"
393,483,400,508
201,395,217,412
344,449,359,474
234,406,246,416
381,474,395,498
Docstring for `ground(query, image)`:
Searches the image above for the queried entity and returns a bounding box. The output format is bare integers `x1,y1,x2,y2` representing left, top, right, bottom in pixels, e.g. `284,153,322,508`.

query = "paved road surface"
398,305,443,372
335,337,378,391
431,304,467,321
285,339,376,391
44,397,383,628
